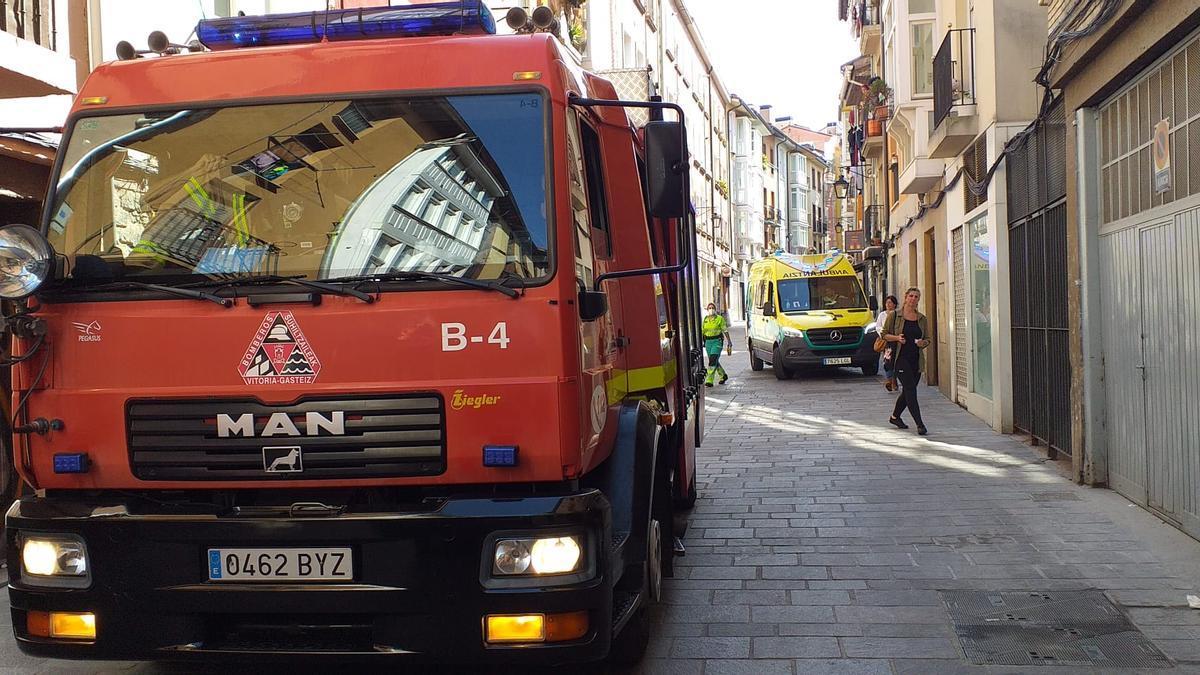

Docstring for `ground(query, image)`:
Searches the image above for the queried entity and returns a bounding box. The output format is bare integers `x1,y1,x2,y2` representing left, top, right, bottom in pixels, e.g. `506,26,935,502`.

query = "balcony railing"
1,0,57,49
852,0,879,38
934,28,976,128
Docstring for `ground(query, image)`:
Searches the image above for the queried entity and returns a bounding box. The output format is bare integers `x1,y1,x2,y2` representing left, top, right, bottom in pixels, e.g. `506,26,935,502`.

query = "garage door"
1097,32,1200,539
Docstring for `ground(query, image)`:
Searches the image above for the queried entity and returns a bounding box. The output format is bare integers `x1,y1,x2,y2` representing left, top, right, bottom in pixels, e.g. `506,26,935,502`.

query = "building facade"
1048,1,1200,541
838,0,1046,434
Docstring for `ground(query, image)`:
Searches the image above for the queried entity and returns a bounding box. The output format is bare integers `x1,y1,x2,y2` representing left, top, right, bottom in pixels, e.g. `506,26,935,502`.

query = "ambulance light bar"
196,1,496,51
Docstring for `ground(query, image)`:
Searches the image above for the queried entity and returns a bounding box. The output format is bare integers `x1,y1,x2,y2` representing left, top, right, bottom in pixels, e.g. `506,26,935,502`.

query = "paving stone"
703,659,793,675
750,606,838,624
840,636,961,659
789,659,893,675
668,637,752,659
751,637,842,659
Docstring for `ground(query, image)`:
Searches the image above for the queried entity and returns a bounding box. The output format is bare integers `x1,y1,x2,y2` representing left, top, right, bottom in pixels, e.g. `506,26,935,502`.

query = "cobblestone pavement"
636,328,1200,675
4,329,1200,674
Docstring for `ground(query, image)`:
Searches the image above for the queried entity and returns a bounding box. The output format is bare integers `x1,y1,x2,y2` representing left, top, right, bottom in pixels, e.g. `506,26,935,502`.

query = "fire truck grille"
126,395,445,481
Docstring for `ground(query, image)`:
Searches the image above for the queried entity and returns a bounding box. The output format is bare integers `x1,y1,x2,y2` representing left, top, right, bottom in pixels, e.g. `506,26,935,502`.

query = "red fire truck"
0,1,706,664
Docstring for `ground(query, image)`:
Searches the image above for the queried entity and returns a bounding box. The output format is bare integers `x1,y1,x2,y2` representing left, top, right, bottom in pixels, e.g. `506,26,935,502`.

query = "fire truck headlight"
492,535,583,576
0,224,54,299
19,534,91,588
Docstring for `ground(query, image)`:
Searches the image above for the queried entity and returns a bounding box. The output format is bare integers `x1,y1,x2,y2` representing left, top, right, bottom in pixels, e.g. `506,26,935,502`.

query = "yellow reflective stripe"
605,360,678,406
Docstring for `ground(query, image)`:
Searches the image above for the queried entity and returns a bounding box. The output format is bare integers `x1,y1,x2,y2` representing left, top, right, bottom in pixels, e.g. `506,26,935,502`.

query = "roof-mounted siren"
197,1,496,51
115,41,150,60
505,7,530,32
531,5,559,34
147,30,204,55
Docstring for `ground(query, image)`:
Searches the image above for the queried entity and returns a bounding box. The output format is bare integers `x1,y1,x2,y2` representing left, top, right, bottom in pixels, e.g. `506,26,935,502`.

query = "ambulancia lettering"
215,411,346,438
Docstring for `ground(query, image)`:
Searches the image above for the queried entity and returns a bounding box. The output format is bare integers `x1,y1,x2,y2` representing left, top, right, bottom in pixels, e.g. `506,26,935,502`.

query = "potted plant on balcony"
868,78,891,120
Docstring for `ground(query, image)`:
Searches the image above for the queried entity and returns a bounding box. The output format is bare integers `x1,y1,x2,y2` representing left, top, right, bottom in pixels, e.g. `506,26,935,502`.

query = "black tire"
749,340,764,371
609,468,669,666
772,345,793,380
861,360,880,376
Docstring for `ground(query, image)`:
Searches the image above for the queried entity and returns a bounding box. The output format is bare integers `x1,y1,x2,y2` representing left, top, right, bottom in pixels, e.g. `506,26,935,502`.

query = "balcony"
898,157,943,195
930,28,978,159
851,1,881,56
0,0,74,98
863,122,884,159
863,204,884,240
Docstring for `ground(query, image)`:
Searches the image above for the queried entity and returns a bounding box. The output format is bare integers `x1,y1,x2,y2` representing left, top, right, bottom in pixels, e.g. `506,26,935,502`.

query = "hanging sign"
1153,119,1171,194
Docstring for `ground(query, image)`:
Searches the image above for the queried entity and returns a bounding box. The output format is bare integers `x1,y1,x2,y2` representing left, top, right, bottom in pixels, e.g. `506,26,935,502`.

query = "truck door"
566,111,626,468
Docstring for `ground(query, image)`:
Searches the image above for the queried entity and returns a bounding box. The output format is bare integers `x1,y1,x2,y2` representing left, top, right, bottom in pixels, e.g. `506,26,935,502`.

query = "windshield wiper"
64,281,233,307
182,274,375,303
316,271,521,299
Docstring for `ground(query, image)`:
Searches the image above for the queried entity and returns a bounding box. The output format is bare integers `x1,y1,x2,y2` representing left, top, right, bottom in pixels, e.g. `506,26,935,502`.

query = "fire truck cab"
0,2,704,665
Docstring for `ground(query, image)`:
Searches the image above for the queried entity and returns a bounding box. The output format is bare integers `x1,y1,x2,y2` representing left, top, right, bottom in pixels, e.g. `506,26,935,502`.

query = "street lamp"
833,175,850,200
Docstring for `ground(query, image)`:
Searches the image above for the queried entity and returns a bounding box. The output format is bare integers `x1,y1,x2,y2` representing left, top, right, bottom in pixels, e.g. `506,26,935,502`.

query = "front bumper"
6,490,614,664
778,330,878,368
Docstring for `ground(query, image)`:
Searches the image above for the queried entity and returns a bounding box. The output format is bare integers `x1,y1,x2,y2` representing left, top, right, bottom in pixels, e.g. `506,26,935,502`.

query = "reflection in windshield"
47,93,549,286
778,277,867,312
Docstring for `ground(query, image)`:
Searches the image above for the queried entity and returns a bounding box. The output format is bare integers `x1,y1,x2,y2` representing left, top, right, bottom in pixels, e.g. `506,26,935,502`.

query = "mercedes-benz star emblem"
830,330,842,342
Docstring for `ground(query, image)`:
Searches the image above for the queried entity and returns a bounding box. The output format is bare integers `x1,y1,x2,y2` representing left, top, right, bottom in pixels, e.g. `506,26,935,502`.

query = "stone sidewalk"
637,330,1200,674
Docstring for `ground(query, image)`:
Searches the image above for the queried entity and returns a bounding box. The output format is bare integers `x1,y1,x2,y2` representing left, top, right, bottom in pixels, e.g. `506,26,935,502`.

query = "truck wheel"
860,360,880,376
772,346,793,380
749,340,764,371
608,518,662,665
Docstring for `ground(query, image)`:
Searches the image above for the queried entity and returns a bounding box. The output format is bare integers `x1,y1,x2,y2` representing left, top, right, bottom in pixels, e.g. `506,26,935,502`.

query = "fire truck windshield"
46,92,550,288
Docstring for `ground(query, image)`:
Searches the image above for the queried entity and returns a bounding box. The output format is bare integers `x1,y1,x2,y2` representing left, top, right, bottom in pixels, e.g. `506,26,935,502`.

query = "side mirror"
869,296,879,312
645,121,687,218
579,288,608,322
763,300,776,317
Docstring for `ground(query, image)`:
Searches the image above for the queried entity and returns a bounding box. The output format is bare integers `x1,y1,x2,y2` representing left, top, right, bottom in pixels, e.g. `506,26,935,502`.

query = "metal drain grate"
941,590,1171,667
1029,492,1082,502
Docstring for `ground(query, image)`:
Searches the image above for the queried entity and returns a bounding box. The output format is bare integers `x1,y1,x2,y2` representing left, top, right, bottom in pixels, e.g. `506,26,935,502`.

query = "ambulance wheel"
749,340,764,371
861,360,880,376
772,346,793,380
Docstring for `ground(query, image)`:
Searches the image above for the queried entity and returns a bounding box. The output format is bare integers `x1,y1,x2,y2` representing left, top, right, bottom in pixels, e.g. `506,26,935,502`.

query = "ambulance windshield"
46,92,550,287
778,276,867,312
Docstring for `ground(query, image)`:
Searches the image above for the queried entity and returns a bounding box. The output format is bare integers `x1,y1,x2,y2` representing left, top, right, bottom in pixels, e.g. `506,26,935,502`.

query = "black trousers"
892,359,924,426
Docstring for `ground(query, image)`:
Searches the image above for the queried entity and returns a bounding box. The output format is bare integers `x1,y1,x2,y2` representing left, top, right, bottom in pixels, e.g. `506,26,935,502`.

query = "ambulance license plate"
823,357,853,366
207,547,352,582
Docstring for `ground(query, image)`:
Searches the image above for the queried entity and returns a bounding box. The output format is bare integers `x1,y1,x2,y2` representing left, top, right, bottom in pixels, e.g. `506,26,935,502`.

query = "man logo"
830,330,843,342
263,446,303,473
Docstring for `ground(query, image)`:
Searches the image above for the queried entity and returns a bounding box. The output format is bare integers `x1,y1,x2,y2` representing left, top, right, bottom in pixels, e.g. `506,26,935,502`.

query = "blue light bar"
483,445,519,468
53,453,91,474
197,1,496,51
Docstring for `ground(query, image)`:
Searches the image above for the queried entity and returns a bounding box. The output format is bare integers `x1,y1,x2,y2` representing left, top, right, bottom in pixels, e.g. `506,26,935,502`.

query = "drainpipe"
1075,107,1106,486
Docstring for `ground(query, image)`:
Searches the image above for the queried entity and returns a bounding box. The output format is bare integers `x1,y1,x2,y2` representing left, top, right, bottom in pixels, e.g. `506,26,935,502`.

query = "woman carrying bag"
875,294,898,391
882,287,931,435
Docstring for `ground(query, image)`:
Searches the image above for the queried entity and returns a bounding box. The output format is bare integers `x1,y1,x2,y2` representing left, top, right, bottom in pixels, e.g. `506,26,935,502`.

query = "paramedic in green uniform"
703,303,732,386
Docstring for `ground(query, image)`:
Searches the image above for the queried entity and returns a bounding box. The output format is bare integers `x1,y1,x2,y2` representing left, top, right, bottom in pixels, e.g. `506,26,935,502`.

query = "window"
580,121,612,258
565,112,595,283
912,22,934,97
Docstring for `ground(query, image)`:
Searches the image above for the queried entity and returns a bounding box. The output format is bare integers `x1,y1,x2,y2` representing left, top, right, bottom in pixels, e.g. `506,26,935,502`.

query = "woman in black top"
882,287,931,435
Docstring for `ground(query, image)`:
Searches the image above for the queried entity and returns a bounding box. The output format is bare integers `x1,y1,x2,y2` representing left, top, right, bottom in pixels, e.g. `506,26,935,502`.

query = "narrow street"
637,328,1200,674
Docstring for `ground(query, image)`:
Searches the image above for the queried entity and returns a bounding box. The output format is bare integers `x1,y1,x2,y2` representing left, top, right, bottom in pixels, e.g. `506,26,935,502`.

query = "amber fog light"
486,614,545,643
27,611,96,640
